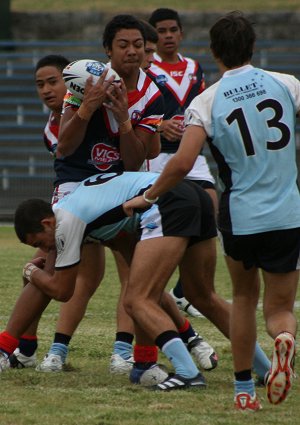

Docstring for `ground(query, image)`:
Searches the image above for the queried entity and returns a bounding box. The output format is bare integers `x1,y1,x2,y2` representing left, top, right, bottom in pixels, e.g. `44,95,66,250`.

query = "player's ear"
105,47,112,59
41,216,56,230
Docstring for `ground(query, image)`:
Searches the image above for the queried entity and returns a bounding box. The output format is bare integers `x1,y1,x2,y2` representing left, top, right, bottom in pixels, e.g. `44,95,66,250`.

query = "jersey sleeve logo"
155,74,168,86
55,234,65,255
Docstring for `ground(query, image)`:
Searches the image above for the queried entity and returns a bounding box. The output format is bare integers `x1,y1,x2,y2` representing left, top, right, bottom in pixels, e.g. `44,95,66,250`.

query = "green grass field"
11,0,300,12
0,226,299,425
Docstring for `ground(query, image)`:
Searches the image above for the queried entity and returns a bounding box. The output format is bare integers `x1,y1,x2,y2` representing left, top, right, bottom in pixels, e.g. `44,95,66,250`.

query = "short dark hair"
210,11,256,68
148,8,182,30
14,199,54,243
102,14,146,51
140,20,158,44
35,55,70,73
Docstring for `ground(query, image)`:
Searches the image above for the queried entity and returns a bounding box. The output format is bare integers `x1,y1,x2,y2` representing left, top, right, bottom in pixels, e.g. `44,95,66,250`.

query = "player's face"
25,221,56,253
142,41,156,71
108,29,145,77
35,66,66,113
155,19,183,56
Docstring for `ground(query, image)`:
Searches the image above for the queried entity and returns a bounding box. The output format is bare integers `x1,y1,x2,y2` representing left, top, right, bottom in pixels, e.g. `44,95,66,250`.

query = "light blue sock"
161,337,199,378
113,341,132,360
234,378,255,396
252,342,271,379
49,343,68,363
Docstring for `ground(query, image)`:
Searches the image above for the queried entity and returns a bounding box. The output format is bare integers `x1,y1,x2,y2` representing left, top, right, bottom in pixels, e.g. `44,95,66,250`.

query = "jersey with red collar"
148,52,205,153
54,69,163,186
44,111,59,156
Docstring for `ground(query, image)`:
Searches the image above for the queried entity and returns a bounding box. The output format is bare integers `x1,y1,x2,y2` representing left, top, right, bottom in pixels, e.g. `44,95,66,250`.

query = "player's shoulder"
264,69,300,88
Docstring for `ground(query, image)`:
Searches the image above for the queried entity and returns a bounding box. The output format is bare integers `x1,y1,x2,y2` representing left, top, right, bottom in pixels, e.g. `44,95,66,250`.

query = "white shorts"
51,182,80,205
148,153,215,183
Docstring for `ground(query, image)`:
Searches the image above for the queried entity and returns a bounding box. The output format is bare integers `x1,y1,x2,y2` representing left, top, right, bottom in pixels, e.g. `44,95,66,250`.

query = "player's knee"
53,287,75,302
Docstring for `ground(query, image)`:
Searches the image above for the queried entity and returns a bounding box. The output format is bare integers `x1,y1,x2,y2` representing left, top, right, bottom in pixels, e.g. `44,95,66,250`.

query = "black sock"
53,333,71,346
19,338,38,357
234,369,252,381
173,279,184,298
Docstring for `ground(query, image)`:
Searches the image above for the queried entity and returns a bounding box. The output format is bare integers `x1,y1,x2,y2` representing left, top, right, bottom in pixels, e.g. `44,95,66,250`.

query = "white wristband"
23,263,39,283
143,189,159,204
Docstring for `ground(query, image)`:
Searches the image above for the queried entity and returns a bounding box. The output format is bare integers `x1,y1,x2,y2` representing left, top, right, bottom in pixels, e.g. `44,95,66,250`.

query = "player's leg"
9,248,54,369
169,184,218,318
263,269,298,405
36,242,104,372
179,237,231,337
0,283,51,372
124,236,206,390
108,234,136,374
224,256,262,411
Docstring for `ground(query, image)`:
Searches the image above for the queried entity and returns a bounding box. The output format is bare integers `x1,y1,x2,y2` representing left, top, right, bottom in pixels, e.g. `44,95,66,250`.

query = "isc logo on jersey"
90,143,120,171
170,70,184,77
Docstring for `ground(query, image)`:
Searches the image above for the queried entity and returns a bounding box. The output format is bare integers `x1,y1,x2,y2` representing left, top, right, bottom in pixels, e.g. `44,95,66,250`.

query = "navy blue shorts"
140,180,217,244
220,228,300,272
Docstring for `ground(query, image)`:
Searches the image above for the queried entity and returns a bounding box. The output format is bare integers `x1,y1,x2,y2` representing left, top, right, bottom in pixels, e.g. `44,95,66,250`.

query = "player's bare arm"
24,262,78,302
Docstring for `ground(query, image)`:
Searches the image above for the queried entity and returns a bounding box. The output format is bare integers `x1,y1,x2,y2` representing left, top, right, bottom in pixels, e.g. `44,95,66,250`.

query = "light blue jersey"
186,66,300,234
53,172,158,268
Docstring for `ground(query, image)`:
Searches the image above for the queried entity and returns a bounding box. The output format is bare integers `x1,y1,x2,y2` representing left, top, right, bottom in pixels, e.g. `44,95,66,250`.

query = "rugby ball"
62,59,121,99
139,364,169,387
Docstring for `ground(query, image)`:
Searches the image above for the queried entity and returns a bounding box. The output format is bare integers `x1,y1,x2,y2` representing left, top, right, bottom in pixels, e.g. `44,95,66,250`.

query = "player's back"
211,66,300,234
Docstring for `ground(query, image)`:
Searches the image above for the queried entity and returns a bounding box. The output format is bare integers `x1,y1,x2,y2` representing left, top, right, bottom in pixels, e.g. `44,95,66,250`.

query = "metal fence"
0,40,300,220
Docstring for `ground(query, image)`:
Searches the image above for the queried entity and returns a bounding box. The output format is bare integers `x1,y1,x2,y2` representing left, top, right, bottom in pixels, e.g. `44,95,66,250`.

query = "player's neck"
122,70,140,92
157,51,180,64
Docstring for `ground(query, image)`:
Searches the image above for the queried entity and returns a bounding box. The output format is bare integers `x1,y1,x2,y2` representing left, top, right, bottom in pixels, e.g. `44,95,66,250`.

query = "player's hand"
31,257,46,269
103,78,129,124
160,118,184,141
123,195,149,217
82,70,115,113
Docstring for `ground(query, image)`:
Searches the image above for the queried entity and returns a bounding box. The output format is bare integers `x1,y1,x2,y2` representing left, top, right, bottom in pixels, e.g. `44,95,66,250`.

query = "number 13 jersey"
185,64,300,234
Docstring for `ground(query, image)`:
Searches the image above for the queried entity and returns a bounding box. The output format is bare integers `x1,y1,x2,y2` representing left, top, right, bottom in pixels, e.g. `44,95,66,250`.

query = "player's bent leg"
124,236,188,339
124,237,205,389
37,243,105,372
